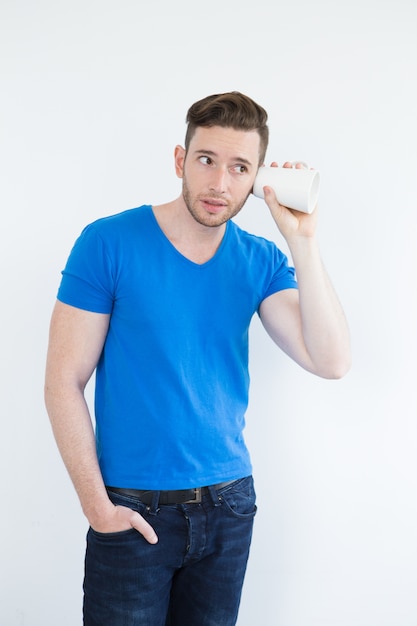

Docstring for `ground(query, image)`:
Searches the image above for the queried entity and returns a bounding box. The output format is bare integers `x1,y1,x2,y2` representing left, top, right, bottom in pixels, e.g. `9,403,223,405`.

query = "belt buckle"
184,487,202,504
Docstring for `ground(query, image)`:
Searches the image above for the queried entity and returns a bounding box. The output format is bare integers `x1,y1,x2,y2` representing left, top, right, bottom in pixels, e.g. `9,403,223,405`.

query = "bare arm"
44,300,158,542
259,165,351,379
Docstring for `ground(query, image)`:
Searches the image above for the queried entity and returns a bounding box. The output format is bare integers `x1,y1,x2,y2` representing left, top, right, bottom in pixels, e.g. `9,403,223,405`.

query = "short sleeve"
262,246,298,301
57,223,115,314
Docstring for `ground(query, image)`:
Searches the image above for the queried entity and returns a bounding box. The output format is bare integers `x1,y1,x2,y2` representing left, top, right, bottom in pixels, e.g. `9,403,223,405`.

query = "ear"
174,145,186,178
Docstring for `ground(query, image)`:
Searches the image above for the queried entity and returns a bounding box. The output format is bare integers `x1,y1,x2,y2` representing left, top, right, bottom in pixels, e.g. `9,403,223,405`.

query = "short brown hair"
185,91,269,165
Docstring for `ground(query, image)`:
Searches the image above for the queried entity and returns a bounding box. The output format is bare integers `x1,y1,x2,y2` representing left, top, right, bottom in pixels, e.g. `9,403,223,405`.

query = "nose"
208,167,228,194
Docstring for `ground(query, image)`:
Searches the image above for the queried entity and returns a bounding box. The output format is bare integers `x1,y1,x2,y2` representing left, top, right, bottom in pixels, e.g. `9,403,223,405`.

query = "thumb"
131,511,158,544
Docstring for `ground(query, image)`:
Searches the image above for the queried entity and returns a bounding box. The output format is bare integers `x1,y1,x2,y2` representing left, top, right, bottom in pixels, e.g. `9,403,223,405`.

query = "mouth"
200,197,228,214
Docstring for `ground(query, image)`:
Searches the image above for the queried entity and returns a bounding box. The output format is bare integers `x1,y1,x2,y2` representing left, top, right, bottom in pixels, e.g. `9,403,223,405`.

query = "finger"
263,186,276,201
131,511,159,544
282,161,292,168
263,186,284,209
291,161,309,169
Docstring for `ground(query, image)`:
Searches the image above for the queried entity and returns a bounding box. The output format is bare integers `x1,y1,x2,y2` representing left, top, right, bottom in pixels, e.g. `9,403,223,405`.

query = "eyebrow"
193,149,253,167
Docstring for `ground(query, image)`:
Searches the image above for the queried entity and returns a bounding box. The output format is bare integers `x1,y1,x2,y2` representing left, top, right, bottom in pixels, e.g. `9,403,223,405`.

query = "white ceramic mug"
253,161,320,214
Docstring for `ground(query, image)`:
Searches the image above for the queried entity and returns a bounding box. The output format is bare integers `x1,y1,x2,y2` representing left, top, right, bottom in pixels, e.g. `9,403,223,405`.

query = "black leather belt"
107,480,235,505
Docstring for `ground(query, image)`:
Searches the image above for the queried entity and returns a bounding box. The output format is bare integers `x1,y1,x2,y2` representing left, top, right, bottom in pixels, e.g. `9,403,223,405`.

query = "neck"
152,196,227,264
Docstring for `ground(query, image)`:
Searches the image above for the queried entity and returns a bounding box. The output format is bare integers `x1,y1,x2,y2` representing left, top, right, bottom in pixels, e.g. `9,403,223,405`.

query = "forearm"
45,382,112,526
288,235,351,378
45,381,158,542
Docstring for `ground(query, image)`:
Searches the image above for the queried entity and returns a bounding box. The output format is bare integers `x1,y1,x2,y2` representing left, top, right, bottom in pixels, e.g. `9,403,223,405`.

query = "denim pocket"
218,476,257,519
89,526,140,539
88,489,149,538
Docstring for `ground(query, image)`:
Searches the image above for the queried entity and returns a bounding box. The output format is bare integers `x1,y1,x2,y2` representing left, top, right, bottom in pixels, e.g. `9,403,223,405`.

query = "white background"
1,1,416,624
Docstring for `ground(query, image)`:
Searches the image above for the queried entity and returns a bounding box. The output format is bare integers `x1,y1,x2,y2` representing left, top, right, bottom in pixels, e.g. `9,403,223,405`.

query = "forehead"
189,125,261,164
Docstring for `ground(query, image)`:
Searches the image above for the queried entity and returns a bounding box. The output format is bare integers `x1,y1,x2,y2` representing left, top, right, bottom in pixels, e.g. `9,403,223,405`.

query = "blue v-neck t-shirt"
57,205,297,489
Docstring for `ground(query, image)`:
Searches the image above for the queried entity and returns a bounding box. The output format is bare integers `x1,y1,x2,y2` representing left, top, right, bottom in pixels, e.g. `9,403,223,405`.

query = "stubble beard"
182,176,251,228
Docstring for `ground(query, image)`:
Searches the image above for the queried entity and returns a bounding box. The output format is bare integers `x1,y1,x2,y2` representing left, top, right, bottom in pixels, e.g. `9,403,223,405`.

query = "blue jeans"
83,476,256,625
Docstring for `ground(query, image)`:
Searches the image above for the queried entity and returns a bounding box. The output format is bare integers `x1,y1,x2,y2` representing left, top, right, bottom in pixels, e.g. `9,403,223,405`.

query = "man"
45,91,350,625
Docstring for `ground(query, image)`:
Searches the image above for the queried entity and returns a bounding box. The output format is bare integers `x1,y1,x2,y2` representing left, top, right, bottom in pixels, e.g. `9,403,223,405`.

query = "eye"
199,156,213,166
232,164,248,174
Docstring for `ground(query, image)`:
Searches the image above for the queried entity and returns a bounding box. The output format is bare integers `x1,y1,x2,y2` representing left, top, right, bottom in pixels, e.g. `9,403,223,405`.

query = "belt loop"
207,484,222,507
148,490,160,515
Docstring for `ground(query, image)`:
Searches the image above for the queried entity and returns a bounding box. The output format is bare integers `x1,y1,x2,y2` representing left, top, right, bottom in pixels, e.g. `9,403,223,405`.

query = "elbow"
44,380,58,417
316,353,352,380
322,364,350,380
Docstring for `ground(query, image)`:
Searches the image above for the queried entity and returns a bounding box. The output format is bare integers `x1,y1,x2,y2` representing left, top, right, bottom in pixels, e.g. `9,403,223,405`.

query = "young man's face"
175,125,261,228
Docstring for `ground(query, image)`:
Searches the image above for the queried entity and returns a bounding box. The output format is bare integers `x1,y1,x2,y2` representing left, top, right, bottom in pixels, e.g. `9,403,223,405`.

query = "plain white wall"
1,1,416,624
